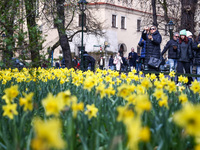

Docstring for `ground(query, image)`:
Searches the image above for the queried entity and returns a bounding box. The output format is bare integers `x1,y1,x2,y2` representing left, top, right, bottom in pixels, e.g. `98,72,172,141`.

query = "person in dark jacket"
128,47,138,71
72,56,78,70
83,51,96,71
121,56,129,72
55,62,60,69
108,55,114,70
177,29,193,85
186,31,195,74
193,32,200,81
161,32,179,72
142,25,162,71
61,58,65,68
138,37,146,65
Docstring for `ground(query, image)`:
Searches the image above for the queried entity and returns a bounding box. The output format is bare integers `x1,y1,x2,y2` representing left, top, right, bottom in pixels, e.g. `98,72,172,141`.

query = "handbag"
148,56,162,68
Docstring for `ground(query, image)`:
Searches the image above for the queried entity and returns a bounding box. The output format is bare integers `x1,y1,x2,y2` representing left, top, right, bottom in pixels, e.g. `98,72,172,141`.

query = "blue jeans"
197,66,200,82
136,63,142,72
109,66,115,70
168,59,177,72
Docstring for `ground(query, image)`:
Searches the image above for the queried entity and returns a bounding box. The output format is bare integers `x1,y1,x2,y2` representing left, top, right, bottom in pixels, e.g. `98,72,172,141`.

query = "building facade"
40,0,199,68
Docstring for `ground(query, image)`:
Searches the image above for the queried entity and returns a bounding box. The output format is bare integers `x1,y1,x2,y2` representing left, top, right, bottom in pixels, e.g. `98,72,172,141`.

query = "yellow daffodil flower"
169,70,175,78
19,92,34,111
139,127,150,142
117,106,134,123
31,118,66,150
96,83,106,98
179,93,188,103
2,103,18,119
71,102,84,118
190,80,200,94
173,103,200,137
3,85,19,104
165,80,176,93
42,93,64,116
150,74,157,81
117,84,132,99
141,78,152,89
153,89,164,100
84,104,98,119
135,94,152,113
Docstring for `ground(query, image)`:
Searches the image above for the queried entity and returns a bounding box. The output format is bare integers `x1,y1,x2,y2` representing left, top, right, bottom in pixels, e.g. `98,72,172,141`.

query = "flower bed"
0,67,200,150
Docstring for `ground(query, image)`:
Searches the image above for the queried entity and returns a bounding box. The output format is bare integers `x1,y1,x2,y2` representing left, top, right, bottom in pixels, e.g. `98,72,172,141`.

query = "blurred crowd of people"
111,25,200,85
55,25,200,85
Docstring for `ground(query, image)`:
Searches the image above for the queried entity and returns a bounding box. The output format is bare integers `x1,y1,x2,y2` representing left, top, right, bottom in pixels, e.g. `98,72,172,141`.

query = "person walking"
142,25,162,71
98,56,105,70
193,32,200,81
138,37,146,69
136,54,142,72
177,29,193,85
128,47,138,71
114,52,123,71
83,51,96,71
161,32,179,72
108,55,114,70
72,56,78,70
121,56,129,72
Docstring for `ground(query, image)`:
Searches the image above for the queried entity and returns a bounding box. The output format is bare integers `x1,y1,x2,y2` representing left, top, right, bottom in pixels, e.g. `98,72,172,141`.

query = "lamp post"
168,20,174,40
78,0,88,70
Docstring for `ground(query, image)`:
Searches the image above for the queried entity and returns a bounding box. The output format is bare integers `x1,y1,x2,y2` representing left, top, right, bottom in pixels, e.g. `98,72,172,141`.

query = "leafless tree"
180,0,198,33
40,0,105,68
138,0,198,34
0,0,19,66
152,0,158,27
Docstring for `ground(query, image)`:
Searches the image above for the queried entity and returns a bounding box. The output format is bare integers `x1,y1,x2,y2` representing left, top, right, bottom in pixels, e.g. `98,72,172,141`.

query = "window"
112,15,117,28
121,16,125,29
137,19,141,32
79,13,86,27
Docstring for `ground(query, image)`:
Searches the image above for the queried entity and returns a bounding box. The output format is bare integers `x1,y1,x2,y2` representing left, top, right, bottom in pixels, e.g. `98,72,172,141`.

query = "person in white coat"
114,52,123,71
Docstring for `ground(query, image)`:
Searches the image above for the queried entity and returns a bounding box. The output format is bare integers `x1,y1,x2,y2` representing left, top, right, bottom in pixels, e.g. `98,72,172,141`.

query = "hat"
186,31,192,37
179,29,187,36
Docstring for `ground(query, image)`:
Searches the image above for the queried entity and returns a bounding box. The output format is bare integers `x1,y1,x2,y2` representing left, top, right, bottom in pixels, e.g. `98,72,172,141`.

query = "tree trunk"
24,0,41,67
180,0,198,33
55,0,72,69
0,0,18,66
152,0,158,27
162,0,170,23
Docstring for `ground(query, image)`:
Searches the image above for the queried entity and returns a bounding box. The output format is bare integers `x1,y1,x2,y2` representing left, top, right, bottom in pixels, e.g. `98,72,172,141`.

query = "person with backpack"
83,51,96,71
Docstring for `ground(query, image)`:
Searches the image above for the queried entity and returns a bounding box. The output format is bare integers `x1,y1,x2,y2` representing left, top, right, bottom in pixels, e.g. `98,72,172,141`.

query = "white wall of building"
40,0,199,66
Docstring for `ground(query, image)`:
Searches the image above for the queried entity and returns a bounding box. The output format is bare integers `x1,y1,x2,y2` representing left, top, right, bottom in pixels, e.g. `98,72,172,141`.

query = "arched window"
118,43,127,56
